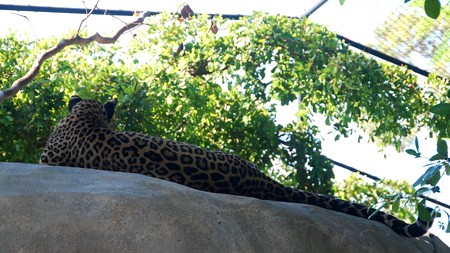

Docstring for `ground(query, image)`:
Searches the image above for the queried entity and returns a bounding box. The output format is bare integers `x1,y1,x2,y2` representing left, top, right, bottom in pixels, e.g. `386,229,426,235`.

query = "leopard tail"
240,172,433,238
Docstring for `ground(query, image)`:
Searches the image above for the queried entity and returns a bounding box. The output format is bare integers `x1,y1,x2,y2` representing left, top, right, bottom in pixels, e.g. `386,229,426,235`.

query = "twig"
0,11,154,104
10,12,37,42
76,0,100,35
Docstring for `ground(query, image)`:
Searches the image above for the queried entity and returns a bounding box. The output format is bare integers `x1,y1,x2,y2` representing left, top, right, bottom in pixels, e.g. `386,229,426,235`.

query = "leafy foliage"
333,173,420,223
0,34,67,162
404,136,450,231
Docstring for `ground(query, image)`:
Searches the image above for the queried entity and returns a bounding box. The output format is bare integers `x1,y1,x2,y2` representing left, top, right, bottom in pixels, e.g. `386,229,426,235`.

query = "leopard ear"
68,95,83,113
104,98,117,120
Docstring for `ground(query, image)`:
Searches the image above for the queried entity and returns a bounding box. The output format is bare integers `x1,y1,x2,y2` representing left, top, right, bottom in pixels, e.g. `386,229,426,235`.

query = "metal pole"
301,0,329,19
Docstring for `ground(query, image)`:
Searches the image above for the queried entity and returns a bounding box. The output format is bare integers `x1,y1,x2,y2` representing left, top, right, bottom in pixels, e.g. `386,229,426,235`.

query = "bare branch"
10,12,37,46
0,11,154,104
76,0,100,35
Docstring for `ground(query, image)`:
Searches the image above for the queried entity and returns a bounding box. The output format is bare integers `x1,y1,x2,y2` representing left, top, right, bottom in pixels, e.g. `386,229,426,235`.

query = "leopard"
40,95,434,238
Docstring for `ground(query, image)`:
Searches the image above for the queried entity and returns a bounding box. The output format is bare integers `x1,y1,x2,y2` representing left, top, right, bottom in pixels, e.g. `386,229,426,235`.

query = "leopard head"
68,95,117,129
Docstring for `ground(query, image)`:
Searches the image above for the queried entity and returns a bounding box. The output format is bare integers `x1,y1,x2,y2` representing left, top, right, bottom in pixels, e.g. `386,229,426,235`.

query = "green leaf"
413,164,441,187
418,202,432,222
431,186,440,193
415,136,419,153
392,198,400,212
429,154,444,161
392,194,401,212
426,169,442,186
339,0,345,5
368,204,385,220
414,186,431,196
445,163,450,175
405,149,420,157
424,0,441,19
437,140,448,159
430,103,450,115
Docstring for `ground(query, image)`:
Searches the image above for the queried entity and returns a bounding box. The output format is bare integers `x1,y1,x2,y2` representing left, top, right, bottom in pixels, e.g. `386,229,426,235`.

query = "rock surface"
0,162,448,253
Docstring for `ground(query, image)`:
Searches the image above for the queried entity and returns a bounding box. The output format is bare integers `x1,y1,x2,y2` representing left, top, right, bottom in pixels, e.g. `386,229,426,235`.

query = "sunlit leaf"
392,197,400,212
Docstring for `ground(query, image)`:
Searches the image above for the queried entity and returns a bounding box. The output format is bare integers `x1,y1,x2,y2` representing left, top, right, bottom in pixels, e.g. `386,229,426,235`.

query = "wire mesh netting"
310,0,450,79
373,3,449,79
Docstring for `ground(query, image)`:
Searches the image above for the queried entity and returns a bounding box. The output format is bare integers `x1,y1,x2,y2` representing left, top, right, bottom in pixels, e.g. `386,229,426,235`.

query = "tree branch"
0,11,154,104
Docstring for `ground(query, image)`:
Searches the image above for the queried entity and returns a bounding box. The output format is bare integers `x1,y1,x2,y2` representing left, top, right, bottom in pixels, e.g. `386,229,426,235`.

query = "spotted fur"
40,95,433,237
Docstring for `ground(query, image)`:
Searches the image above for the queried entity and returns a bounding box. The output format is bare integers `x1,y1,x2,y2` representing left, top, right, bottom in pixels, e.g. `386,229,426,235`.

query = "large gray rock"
0,162,448,253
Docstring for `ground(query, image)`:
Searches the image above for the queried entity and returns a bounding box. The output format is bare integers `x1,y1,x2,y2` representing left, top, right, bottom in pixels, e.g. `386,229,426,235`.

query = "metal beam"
301,0,329,19
0,4,243,19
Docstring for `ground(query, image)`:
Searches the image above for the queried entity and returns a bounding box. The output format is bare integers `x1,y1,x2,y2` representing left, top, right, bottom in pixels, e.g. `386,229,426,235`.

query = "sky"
1,0,449,244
